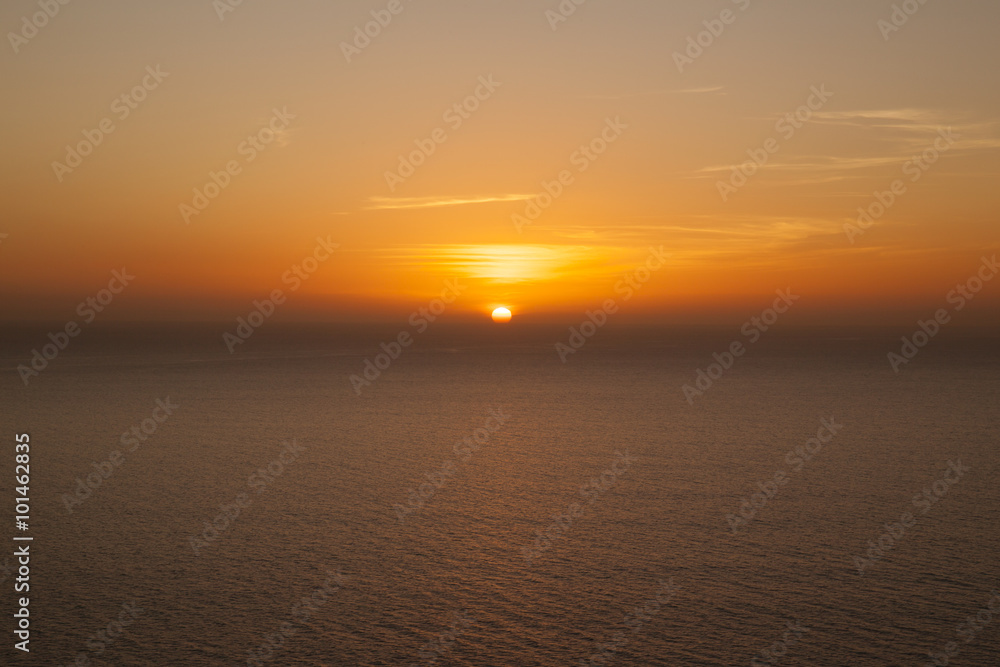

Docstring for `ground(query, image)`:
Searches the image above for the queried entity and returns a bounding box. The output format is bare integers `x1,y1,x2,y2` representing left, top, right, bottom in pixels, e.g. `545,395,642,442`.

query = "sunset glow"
1,2,997,329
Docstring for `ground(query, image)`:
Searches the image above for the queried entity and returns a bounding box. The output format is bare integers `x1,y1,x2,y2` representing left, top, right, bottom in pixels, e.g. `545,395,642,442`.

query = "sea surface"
1,324,998,666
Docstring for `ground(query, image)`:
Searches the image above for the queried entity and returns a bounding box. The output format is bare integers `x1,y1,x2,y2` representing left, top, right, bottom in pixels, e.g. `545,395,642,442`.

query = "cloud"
694,155,904,177
378,244,622,283
670,85,726,95
809,109,1000,149
364,194,535,211
690,108,1000,185
580,86,725,100
809,108,940,125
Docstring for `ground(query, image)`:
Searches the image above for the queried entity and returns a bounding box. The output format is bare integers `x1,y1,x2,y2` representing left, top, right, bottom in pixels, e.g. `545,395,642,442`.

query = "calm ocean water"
2,325,998,666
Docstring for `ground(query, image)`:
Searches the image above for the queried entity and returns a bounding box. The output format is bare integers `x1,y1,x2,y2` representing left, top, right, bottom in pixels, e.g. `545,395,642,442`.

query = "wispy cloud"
671,85,726,95
542,215,836,246
365,194,534,211
378,244,623,283
694,155,905,177
690,108,1000,185
809,109,1000,149
580,86,724,100
810,108,940,125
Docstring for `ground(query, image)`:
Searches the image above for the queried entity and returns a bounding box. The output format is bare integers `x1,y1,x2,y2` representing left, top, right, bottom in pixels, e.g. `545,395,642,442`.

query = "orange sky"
2,0,998,326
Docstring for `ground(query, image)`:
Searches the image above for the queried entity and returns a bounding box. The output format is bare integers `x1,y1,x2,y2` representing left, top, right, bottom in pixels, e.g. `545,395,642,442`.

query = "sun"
491,307,512,323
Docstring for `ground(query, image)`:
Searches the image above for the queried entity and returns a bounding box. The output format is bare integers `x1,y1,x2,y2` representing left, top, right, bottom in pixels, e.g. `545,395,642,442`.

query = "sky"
2,0,999,326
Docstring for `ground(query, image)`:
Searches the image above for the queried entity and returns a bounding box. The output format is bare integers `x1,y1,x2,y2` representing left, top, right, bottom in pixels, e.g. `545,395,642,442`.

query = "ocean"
2,324,998,665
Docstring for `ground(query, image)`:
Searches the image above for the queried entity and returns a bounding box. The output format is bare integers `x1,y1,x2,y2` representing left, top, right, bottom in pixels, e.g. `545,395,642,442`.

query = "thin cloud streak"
580,86,725,100
365,194,535,211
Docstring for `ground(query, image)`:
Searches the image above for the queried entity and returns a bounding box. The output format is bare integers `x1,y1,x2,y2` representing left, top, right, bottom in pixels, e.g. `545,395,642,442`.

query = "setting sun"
491,307,512,323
